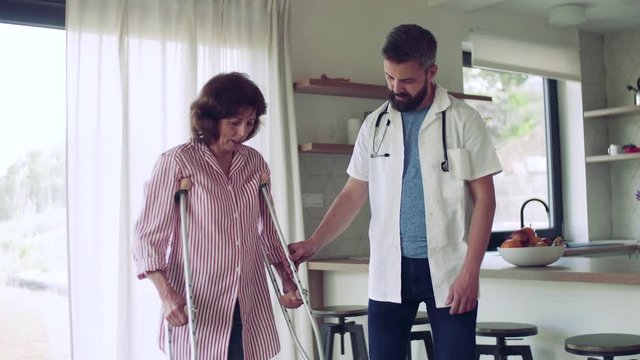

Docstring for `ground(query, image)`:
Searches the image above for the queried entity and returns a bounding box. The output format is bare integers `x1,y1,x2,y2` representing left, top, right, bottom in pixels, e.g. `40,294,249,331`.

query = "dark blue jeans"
228,301,244,360
368,257,477,360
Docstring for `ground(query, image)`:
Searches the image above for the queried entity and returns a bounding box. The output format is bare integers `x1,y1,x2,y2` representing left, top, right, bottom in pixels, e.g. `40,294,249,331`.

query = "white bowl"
497,245,566,267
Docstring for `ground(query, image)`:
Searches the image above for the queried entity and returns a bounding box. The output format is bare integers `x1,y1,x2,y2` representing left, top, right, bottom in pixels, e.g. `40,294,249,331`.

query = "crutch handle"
174,177,193,201
259,172,269,188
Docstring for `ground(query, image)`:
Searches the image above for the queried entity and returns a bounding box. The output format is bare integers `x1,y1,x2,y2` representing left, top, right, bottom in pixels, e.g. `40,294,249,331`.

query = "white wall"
290,0,579,98
580,29,640,241
290,0,582,256
558,80,589,242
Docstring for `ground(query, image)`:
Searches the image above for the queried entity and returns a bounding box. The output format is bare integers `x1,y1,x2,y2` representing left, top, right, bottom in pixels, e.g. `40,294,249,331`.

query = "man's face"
383,59,436,112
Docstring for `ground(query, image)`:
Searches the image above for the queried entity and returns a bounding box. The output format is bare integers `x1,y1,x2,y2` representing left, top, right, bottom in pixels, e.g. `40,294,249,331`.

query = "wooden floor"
0,286,71,360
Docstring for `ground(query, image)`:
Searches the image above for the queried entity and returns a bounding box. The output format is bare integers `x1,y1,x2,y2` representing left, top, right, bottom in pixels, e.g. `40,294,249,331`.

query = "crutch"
259,175,326,360
166,178,198,360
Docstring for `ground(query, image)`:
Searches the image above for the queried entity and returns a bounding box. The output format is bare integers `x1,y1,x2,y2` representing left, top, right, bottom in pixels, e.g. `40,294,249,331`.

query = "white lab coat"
347,83,502,307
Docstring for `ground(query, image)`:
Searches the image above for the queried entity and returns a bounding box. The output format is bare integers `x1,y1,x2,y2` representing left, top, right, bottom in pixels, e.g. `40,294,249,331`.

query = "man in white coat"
289,24,502,359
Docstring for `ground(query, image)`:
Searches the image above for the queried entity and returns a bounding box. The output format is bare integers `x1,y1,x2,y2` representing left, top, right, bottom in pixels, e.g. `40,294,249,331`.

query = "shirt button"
234,213,238,218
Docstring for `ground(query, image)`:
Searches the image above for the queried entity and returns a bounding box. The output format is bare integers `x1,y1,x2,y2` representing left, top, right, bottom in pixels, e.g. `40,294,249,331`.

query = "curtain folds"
66,0,307,358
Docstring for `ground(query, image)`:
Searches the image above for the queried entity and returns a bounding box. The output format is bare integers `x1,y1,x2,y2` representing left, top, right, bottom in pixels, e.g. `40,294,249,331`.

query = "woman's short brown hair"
190,72,266,144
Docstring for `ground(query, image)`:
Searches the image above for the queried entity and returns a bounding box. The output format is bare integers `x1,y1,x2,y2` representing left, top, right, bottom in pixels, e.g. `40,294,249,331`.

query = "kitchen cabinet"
584,104,640,163
294,77,492,154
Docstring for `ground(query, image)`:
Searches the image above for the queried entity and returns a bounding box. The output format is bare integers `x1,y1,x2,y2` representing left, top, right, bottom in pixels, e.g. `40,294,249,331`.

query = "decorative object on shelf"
607,144,623,155
623,144,640,153
627,76,640,106
320,73,351,83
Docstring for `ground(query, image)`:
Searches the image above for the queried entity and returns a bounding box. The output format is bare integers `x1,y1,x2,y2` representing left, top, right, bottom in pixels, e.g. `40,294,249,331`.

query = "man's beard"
388,82,429,112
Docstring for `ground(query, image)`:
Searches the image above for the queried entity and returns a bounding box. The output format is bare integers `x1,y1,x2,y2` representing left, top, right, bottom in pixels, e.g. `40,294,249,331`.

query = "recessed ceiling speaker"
548,3,587,26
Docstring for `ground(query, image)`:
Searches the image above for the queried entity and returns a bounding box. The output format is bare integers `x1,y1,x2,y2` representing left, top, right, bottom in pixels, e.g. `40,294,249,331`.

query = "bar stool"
565,333,640,360
475,322,537,360
406,311,434,360
313,305,368,360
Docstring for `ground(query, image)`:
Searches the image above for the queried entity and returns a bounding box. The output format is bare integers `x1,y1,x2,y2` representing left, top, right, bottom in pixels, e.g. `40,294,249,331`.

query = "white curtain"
65,0,308,359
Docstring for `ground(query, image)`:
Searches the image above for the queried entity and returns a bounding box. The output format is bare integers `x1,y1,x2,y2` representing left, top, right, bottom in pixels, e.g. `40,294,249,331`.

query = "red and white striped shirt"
133,140,286,360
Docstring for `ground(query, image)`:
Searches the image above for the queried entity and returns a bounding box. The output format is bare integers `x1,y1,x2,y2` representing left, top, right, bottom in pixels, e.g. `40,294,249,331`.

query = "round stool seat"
414,311,430,326
313,305,368,318
565,333,640,357
476,322,538,338
313,305,368,360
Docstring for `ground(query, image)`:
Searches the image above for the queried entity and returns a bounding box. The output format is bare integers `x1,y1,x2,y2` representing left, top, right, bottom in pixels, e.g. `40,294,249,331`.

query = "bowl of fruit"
497,227,565,267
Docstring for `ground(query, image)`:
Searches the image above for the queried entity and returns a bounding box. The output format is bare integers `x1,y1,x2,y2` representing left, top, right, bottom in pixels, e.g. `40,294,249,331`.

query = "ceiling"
428,0,640,33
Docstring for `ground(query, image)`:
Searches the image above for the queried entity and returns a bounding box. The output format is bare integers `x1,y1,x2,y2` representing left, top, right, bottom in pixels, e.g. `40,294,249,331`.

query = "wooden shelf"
586,153,640,163
293,77,492,102
298,143,353,154
583,105,640,119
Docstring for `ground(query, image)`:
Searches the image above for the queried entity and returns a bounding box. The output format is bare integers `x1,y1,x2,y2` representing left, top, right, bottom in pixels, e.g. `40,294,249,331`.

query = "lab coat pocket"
446,148,471,180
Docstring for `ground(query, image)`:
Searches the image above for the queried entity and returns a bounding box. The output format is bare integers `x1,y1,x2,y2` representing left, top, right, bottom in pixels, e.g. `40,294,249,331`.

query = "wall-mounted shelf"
298,143,353,154
583,105,640,119
293,77,492,102
586,153,640,163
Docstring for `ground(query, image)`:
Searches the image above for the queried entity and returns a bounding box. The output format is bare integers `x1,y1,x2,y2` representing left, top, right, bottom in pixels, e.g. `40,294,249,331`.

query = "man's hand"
288,239,320,267
445,268,479,315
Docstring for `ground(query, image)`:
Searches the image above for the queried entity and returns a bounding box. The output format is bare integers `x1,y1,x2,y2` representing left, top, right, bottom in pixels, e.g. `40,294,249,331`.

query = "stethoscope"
371,102,449,172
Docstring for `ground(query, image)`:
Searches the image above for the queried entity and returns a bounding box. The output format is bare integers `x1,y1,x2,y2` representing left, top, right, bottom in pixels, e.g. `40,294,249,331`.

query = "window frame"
463,51,564,250
0,0,65,29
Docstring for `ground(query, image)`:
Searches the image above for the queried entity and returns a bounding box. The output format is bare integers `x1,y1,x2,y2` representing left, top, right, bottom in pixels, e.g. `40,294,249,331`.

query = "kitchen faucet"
520,198,550,229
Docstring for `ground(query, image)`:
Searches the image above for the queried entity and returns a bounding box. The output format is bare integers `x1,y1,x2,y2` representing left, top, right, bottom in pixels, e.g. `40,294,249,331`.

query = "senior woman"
133,72,301,360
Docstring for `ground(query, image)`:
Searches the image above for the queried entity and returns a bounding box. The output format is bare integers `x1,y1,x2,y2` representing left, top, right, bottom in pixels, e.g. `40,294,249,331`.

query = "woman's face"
211,106,256,154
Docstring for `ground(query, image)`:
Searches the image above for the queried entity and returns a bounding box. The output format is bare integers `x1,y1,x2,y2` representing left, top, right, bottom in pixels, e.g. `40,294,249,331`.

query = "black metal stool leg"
322,324,335,360
345,322,368,360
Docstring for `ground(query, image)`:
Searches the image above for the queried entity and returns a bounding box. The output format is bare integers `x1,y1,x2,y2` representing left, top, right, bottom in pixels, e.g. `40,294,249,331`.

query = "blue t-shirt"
400,107,429,258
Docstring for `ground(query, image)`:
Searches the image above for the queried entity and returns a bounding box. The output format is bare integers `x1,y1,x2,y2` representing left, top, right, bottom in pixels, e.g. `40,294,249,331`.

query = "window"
0,3,70,358
462,52,563,250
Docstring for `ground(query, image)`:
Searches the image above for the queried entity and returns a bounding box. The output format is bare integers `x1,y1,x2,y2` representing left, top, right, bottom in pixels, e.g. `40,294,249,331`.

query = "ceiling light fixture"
548,3,587,26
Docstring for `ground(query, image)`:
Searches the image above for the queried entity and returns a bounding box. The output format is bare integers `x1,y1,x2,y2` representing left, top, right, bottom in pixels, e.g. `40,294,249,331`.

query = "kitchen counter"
308,246,640,285
306,244,640,360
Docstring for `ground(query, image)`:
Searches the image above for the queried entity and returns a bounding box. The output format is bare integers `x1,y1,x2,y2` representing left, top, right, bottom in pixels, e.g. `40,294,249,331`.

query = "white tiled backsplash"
298,154,371,259
580,28,640,240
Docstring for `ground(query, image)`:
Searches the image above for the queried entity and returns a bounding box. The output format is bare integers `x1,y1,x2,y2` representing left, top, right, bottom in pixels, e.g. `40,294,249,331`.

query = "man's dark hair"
382,24,438,70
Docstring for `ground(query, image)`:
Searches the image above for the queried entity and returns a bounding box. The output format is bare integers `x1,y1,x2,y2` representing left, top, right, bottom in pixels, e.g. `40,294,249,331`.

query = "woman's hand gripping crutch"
259,174,325,360
165,177,198,360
